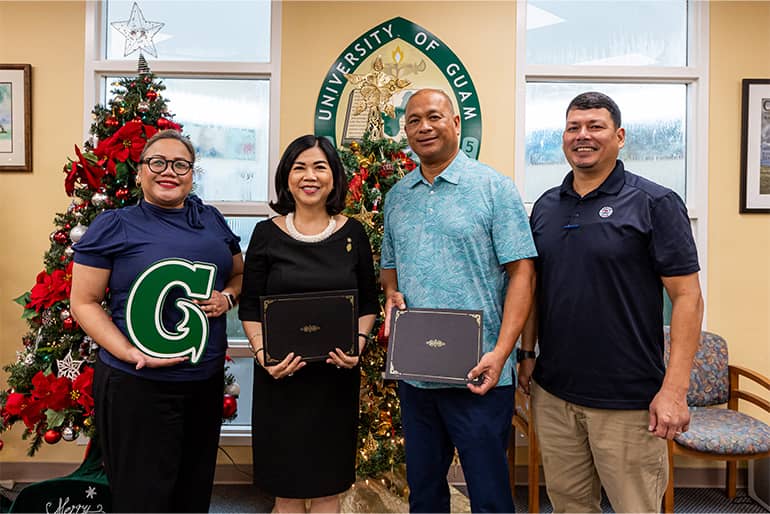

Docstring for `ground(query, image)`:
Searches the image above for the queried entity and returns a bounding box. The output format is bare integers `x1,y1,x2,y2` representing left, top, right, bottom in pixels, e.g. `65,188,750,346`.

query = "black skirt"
251,360,360,498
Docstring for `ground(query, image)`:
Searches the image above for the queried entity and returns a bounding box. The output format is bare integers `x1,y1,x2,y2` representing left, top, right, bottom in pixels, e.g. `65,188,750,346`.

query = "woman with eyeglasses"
70,129,244,512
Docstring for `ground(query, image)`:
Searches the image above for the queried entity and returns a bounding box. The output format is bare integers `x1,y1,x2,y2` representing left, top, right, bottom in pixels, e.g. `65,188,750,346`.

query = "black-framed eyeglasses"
142,156,194,176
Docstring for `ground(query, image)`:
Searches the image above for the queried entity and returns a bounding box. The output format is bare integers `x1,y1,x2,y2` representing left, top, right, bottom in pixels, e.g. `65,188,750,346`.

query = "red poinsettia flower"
31,371,72,411
3,392,44,430
71,366,94,416
349,174,364,202
64,145,107,195
62,261,74,297
94,120,158,163
27,264,72,312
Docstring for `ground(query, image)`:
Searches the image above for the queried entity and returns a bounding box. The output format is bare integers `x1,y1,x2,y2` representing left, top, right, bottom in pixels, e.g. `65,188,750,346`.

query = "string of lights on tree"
339,132,416,479
0,2,240,454
0,58,238,455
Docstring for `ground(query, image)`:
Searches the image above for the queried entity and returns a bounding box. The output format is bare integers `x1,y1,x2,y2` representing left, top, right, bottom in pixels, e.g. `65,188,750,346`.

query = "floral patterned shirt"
381,151,537,388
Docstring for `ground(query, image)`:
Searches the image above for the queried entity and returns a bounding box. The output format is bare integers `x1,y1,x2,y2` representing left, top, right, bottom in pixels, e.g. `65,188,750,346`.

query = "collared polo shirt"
381,151,537,389
530,160,700,409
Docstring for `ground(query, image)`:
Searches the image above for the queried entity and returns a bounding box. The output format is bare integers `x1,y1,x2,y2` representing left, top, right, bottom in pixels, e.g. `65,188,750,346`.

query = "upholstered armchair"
663,327,770,513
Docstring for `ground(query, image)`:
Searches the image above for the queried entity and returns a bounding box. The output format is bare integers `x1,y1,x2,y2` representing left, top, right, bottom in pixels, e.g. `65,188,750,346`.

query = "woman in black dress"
239,135,378,513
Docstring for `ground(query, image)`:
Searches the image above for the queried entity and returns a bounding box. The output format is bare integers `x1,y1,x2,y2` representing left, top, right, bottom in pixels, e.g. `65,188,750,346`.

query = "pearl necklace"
285,212,337,243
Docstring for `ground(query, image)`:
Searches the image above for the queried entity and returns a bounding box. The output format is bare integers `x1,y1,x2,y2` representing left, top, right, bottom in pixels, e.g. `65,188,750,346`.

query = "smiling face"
287,145,334,210
404,89,460,167
137,138,194,209
562,107,625,177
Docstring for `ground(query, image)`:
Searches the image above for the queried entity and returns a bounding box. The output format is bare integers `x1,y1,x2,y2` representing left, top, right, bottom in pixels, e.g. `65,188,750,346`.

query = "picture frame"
740,78,770,213
0,64,32,172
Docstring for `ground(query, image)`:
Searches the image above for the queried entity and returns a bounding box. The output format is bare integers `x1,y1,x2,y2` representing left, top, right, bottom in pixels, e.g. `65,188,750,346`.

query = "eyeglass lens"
147,157,192,175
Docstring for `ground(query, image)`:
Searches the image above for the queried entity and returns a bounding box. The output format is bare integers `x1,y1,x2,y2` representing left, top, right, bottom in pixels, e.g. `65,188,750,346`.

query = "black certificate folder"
385,308,483,384
261,290,358,364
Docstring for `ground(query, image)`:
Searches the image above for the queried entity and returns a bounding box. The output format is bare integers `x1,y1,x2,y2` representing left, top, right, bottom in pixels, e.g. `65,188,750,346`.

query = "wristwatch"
516,349,537,363
222,292,236,310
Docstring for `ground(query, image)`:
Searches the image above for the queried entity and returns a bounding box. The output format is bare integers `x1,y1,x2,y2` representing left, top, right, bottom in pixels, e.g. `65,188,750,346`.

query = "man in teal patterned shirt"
381,89,536,512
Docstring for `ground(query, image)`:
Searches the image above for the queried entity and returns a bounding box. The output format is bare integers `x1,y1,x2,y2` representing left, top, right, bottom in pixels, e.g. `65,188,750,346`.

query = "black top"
239,216,378,498
239,217,379,322
530,160,700,409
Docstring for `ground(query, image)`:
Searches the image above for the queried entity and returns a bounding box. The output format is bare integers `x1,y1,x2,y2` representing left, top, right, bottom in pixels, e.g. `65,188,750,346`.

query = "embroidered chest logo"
598,206,614,218
126,258,218,364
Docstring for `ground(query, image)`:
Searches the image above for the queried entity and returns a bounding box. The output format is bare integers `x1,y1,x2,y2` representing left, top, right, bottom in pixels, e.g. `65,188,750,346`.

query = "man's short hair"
566,92,622,128
405,88,456,116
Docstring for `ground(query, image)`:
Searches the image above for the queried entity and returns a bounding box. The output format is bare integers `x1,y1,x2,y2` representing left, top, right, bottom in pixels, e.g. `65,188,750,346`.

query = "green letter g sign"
126,258,217,364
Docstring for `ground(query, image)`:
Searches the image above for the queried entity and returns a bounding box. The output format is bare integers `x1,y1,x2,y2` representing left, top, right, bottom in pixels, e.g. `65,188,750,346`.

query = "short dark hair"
566,92,622,128
140,129,195,163
269,135,348,215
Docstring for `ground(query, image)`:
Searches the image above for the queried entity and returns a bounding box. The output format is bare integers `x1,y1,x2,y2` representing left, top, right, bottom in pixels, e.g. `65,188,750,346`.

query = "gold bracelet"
251,346,265,364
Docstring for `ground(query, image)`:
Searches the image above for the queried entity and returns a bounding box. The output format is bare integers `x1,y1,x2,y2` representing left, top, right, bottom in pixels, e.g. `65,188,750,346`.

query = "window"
515,0,709,311
85,0,281,443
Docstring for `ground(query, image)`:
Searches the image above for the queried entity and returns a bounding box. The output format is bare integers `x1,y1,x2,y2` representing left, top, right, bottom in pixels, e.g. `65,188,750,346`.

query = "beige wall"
281,1,517,174
707,2,770,411
1,0,769,476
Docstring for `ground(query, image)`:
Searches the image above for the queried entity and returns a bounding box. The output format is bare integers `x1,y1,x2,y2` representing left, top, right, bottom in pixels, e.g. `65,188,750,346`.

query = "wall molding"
0,462,747,489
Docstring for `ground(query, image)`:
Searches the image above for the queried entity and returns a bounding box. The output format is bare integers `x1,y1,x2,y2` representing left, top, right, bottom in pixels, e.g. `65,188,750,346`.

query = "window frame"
83,1,282,444
514,0,709,315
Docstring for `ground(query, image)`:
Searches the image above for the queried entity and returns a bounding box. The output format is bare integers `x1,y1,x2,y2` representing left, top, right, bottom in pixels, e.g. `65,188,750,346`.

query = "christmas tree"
339,132,416,479
0,59,238,456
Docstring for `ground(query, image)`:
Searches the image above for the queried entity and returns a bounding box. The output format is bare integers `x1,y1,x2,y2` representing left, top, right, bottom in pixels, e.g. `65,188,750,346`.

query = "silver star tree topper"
111,2,164,58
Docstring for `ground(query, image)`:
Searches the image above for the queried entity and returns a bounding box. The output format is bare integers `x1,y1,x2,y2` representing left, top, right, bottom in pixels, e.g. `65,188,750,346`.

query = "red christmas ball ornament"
0,439,4,451
116,187,130,201
53,231,69,245
146,89,158,101
62,316,77,331
105,116,119,128
44,429,62,444
222,394,237,418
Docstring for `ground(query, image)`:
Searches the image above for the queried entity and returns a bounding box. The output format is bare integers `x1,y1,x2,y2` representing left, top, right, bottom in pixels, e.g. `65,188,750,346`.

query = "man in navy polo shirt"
519,91,704,513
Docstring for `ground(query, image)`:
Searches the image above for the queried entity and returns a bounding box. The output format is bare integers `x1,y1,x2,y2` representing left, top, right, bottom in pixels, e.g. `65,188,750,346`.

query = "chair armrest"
729,364,770,413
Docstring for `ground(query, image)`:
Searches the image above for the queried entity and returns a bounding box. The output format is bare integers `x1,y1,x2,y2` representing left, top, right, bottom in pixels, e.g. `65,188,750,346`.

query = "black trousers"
94,356,224,513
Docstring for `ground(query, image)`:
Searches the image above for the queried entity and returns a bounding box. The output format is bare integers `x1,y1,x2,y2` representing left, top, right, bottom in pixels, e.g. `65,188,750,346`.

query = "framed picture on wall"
740,78,770,213
0,64,32,172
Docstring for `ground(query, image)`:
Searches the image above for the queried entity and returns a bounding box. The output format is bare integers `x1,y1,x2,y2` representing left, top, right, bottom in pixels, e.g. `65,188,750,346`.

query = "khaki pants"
531,382,667,513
